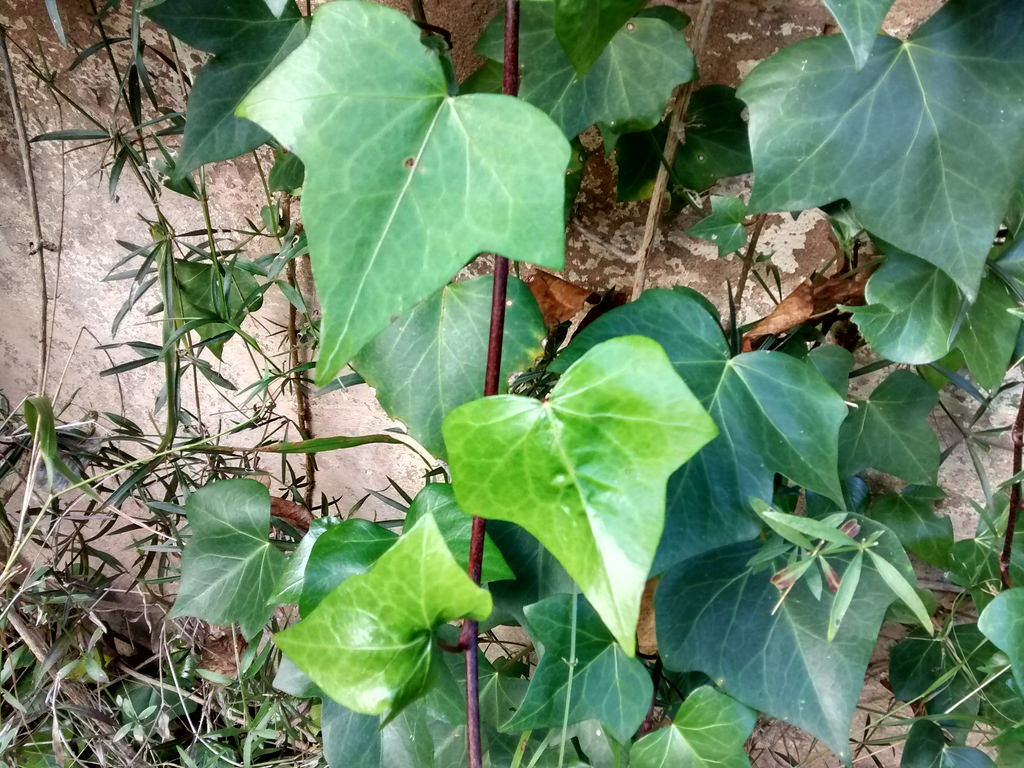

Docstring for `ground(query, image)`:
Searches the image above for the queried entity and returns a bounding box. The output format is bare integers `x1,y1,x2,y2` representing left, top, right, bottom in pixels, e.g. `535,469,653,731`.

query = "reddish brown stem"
999,385,1024,588
460,4,520,767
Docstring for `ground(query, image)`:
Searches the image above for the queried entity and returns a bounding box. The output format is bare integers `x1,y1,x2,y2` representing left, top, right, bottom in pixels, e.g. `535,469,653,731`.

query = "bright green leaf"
866,549,934,634
554,288,847,571
299,519,397,616
476,1,695,142
239,1,569,382
171,479,284,639
503,593,652,742
629,686,756,768
902,720,996,768
444,335,717,654
352,275,545,458
274,513,492,716
687,196,747,257
143,0,307,176
173,259,263,357
403,484,513,585
656,517,916,761
978,588,1024,696
553,0,647,75
758,505,857,548
828,550,863,641
739,0,1024,299
839,370,940,484
869,486,952,568
821,0,896,69
24,396,93,497
616,86,752,200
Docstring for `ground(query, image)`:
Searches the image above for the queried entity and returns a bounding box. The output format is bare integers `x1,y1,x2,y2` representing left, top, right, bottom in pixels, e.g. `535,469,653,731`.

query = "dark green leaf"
869,486,952,568
821,0,895,69
687,196,747,257
352,275,545,459
978,588,1024,696
270,517,342,605
172,259,263,357
171,479,284,638
321,698,434,768
403,484,513,585
444,335,717,654
839,370,940,484
24,396,93,496
553,0,647,75
504,593,652,742
257,434,405,453
477,1,695,142
629,686,756,768
902,720,996,768
554,288,847,571
274,513,492,716
807,345,853,397
299,519,397,616
656,517,917,761
739,0,1024,298
953,269,1020,389
487,521,576,627
268,150,305,192
239,1,570,382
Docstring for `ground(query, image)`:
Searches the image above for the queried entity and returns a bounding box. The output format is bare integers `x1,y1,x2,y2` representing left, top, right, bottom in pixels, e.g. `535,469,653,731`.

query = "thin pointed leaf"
865,549,933,634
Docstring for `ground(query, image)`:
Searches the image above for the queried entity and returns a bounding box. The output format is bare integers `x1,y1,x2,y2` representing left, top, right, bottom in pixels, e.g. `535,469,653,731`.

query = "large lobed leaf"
352,275,545,459
171,479,284,639
504,593,652,743
553,0,647,75
144,0,307,177
274,513,492,717
978,588,1024,697
656,516,919,761
739,0,1024,299
554,288,847,571
820,0,896,69
239,1,569,382
476,1,694,143
444,335,717,654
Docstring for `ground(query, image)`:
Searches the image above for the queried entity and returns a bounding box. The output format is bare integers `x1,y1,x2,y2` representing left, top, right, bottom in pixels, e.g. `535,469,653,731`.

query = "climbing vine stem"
999,383,1024,588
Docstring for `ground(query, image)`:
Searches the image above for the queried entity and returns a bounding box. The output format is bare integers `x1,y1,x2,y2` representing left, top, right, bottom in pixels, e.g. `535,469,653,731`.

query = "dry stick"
731,212,768,319
1,27,49,396
456,4,520,766
999,384,1024,588
629,0,716,300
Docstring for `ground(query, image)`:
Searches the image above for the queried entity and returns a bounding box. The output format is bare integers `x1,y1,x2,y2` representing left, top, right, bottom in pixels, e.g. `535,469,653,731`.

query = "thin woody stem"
999,384,1024,588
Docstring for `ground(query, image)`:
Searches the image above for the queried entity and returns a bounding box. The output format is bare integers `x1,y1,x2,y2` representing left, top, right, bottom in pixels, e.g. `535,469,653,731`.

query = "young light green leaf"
740,0,1024,299
403,484,513,585
299,520,397,616
629,686,756,768
143,0,308,176
656,516,917,761
444,335,716,654
553,288,847,572
274,513,492,717
503,594,652,743
352,275,545,459
239,1,569,382
476,1,694,143
758,504,857,549
839,370,940,484
865,549,933,635
687,196,747,257
171,479,284,639
828,550,863,642
821,0,896,69
978,587,1024,695
553,0,647,75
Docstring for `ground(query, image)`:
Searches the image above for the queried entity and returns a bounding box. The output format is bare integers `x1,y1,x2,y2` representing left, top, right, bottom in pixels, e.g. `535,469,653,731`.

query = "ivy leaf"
239,1,569,383
503,594,653,743
553,0,647,75
902,720,996,768
275,513,492,717
629,686,756,768
554,288,847,572
321,698,434,768
268,151,304,192
821,0,896,69
476,1,695,142
487,522,576,628
172,259,263,357
687,196,747,257
847,250,959,364
739,0,1024,299
978,588,1024,696
616,86,752,200
352,275,545,459
403,484,513,585
270,517,342,606
839,370,940,484
869,486,952,568
143,0,307,177
170,479,284,639
444,335,717,654
299,520,397,616
656,517,917,761
953,270,1020,389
